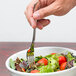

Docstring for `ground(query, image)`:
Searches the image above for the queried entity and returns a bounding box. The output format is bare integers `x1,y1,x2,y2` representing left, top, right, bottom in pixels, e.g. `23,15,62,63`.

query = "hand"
25,0,50,29
25,0,76,29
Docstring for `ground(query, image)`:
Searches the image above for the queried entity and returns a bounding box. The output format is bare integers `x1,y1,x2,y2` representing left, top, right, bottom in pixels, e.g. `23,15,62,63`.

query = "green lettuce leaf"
66,52,75,61
38,64,54,73
9,59,15,70
35,56,43,63
38,54,59,73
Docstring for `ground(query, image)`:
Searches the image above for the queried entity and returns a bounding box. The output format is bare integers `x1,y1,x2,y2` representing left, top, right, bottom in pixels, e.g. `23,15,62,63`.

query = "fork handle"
32,2,40,43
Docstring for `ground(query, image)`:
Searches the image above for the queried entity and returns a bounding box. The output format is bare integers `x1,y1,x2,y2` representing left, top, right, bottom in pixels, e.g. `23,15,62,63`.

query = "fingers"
25,0,39,28
33,1,58,20
25,4,36,28
30,17,37,28
25,0,51,29
39,0,47,7
39,0,55,7
37,19,50,29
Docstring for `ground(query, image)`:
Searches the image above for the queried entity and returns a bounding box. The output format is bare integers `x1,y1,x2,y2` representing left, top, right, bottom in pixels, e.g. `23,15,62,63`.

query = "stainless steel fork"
27,29,36,65
27,2,40,67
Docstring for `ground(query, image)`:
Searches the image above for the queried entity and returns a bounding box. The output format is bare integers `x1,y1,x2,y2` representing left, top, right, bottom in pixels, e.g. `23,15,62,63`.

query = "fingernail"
47,20,50,23
40,25,43,29
37,22,43,29
33,11,40,19
39,25,43,30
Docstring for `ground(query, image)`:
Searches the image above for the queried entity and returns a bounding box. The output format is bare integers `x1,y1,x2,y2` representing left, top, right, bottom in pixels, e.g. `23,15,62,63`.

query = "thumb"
33,1,57,20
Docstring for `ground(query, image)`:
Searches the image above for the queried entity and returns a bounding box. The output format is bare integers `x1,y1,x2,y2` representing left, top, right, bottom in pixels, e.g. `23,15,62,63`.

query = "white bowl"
6,47,76,76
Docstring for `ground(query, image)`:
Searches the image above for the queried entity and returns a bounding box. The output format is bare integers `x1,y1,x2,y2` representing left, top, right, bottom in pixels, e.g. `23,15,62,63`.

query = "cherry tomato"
28,49,31,53
51,53,56,55
37,58,48,65
60,62,67,70
58,56,67,65
30,70,40,73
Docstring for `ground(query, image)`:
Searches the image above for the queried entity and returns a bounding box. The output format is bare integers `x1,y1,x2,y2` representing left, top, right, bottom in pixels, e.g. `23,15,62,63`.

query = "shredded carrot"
22,68,26,72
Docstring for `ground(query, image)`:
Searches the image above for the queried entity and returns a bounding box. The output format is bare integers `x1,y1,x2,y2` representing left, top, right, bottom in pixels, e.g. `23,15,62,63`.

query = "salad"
9,52,76,73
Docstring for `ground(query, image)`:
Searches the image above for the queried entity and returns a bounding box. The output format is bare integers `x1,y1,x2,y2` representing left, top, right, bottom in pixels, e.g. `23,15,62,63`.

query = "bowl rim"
5,46,76,75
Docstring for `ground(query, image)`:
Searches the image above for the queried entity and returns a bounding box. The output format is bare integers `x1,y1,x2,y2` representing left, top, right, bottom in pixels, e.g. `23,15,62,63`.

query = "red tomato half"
37,58,48,65
51,53,56,55
58,56,67,65
30,70,40,73
60,62,67,70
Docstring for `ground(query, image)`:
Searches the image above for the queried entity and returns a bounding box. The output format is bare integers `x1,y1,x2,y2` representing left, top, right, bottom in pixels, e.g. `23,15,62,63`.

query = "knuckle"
41,9,47,17
56,5,63,11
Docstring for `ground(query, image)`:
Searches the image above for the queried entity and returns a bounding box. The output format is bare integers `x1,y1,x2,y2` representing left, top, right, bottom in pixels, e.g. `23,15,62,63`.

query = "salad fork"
27,2,40,67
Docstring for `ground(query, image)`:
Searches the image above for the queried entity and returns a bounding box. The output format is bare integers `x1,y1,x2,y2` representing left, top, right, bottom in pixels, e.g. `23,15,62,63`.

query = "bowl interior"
6,47,76,67
6,47,76,75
